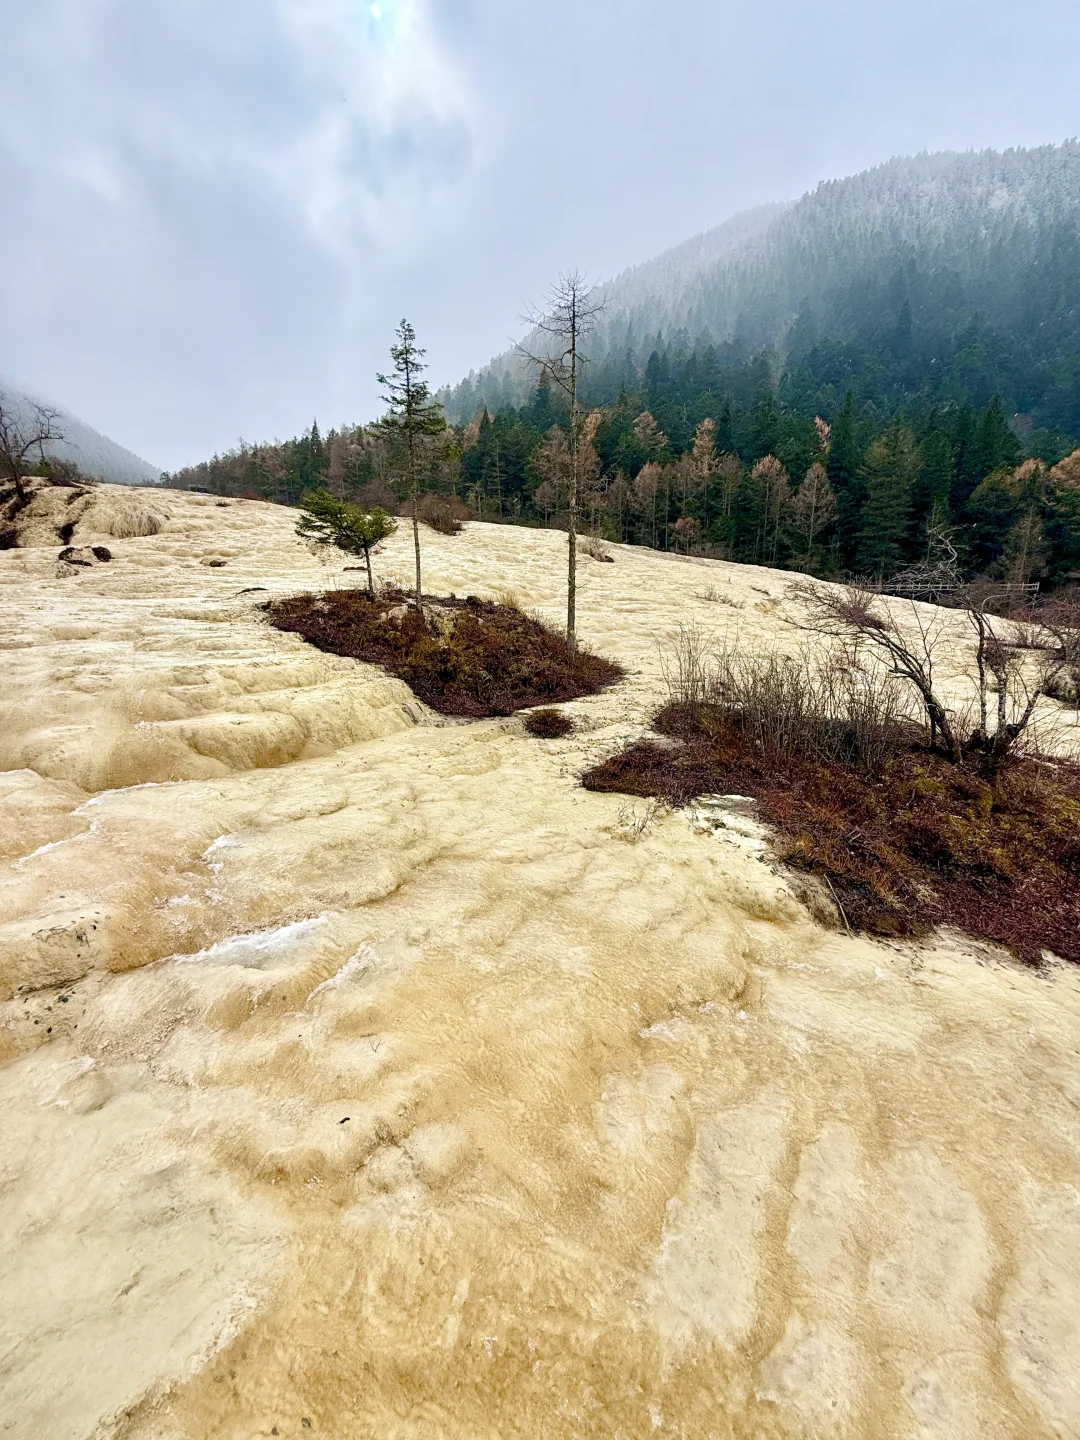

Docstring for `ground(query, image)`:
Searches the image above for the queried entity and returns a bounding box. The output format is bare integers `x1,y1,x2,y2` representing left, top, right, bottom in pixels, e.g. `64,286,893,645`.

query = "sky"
1,0,1079,471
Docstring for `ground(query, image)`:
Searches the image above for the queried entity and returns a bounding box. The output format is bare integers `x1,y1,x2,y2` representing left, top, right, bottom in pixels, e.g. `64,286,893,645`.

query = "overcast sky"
1,0,1078,470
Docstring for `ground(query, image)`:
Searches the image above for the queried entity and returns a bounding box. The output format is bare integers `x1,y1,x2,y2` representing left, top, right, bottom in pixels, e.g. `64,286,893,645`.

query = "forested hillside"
446,142,1080,447
168,143,1080,589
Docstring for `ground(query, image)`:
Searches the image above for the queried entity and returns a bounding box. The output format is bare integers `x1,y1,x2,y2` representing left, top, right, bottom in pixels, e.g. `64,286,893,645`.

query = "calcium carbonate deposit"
2,485,1080,1439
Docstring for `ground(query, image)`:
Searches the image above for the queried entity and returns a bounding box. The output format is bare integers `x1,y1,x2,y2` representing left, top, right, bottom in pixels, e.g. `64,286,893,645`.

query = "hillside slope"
0,379,162,486
444,142,1080,439
2,496,1080,1438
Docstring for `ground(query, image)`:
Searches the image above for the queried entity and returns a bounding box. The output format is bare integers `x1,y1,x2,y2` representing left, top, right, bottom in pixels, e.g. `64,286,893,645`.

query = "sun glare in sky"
369,4,382,18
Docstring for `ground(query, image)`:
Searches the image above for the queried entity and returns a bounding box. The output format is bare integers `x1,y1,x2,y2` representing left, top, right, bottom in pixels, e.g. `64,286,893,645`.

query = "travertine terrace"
2,484,1079,1440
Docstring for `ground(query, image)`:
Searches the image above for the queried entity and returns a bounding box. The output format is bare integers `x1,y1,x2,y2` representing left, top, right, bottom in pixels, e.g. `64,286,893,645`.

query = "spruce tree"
911,426,956,553
376,320,446,607
972,396,1021,478
856,422,920,579
296,490,396,597
967,469,1020,570
750,390,781,461
827,391,864,565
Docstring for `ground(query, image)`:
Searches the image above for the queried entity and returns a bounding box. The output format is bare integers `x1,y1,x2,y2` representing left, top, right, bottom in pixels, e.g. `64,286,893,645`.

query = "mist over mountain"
172,140,1080,591
0,380,162,487
442,142,1080,446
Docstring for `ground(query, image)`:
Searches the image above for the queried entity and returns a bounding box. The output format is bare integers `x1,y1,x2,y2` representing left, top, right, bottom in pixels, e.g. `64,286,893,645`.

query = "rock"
0,902,117,1000
1046,667,1079,706
56,545,111,574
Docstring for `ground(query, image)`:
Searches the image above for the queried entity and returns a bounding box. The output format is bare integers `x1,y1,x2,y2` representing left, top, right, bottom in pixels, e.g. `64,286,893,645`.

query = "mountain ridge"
441,141,1080,438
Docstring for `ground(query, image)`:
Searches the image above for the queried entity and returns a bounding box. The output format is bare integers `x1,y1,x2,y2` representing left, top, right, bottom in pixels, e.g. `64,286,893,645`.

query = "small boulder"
56,545,111,574
1046,667,1080,706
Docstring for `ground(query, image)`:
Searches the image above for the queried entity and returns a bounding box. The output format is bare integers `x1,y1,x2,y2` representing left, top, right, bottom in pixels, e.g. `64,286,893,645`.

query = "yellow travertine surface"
2,484,1079,1439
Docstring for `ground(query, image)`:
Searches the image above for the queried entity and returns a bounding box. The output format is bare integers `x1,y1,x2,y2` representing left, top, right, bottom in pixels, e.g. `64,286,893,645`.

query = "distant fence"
880,581,1040,607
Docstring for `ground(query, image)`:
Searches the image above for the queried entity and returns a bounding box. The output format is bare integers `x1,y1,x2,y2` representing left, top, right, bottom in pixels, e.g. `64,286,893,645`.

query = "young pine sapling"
296,489,396,597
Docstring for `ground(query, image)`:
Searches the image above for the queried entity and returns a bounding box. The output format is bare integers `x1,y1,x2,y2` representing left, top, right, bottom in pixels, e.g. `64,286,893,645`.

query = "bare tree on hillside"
517,273,605,653
0,398,63,503
789,462,837,570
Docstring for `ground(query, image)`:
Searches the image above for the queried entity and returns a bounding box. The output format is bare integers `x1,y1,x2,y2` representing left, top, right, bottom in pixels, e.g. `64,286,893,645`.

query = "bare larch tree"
0,397,63,503
518,273,605,653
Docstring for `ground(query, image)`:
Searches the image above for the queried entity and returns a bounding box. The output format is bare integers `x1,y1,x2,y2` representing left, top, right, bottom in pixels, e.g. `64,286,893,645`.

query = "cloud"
2,0,1078,469
0,0,485,464
2,0,482,257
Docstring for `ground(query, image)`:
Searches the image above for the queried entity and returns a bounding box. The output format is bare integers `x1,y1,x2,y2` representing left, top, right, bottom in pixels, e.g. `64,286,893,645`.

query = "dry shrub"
418,493,470,536
267,588,623,718
524,708,574,738
579,535,614,562
611,800,664,842
696,584,744,608
1037,587,1080,709
658,623,911,776
100,506,164,539
583,632,1080,962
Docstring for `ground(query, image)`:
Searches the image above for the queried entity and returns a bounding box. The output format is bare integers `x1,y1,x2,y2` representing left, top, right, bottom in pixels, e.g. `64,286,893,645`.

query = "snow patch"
12,821,100,870
306,943,381,1004
75,781,180,813
169,914,332,968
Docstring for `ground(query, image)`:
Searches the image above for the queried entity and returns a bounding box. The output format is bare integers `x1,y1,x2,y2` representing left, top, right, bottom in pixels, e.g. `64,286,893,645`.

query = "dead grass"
583,702,1080,964
267,588,624,718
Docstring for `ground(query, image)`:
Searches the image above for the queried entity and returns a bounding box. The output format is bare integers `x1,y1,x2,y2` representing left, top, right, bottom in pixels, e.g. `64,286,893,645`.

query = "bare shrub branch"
790,579,1073,775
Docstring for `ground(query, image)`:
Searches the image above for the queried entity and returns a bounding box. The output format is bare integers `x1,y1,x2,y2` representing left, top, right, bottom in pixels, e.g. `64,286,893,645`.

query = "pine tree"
1049,449,1080,580
968,469,1021,570
296,490,396,597
750,390,781,461
376,320,446,607
856,423,920,578
714,400,735,455
918,427,956,525
969,397,1020,494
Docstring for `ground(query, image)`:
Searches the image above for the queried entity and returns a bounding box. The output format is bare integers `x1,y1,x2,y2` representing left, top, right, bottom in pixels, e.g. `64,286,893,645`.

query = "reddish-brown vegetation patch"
524,707,575,738
267,589,623,719
582,701,1080,962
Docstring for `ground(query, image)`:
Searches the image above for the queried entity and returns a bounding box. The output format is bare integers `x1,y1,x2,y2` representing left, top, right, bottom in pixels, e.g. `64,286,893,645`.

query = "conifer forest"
167,144,1080,591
